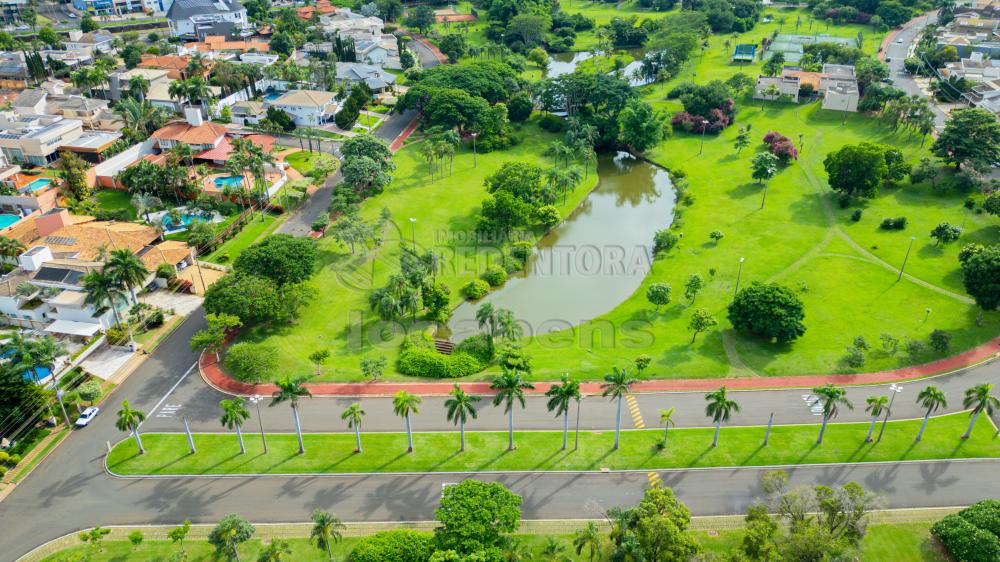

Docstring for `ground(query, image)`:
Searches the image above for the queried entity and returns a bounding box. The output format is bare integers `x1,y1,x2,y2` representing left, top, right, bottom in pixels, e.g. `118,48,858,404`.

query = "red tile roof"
152,120,228,145
195,134,276,161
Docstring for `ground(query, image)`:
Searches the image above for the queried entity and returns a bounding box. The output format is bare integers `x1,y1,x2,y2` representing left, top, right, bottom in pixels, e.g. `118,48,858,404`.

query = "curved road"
1,309,999,561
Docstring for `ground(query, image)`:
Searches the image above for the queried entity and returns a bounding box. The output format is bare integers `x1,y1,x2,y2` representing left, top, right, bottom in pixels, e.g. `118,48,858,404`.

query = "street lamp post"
55,389,70,427
923,307,932,323
876,383,902,443
471,132,478,168
249,394,267,453
897,236,916,281
734,257,745,297
699,120,709,155
409,217,416,250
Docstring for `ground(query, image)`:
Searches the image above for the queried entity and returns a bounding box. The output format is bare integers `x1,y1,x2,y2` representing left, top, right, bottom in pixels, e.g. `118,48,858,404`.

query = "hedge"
224,342,279,383
932,513,1000,562
348,530,433,562
397,346,484,378
960,500,1000,538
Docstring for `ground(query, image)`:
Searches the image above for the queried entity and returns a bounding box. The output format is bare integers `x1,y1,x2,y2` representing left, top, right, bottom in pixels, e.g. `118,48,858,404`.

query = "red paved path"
389,117,419,153
201,336,1000,397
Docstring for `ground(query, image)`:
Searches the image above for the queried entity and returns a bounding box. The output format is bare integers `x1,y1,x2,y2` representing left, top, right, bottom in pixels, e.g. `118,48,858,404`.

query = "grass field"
93,189,136,220
204,213,280,264
283,150,337,177
108,412,996,476
234,119,598,381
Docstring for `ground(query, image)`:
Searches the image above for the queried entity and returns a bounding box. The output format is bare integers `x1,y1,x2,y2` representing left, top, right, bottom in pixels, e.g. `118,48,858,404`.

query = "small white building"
267,90,338,126
819,64,860,112
167,0,249,39
63,31,116,57
753,75,800,102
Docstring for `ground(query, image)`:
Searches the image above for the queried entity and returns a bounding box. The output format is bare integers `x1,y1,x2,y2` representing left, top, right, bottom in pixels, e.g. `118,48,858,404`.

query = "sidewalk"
201,335,1000,397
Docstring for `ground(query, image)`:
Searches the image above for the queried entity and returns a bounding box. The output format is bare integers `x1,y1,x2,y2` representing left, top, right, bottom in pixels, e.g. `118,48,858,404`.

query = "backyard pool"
263,92,282,101
162,213,214,232
22,178,51,192
1,348,52,382
0,214,22,229
213,176,245,189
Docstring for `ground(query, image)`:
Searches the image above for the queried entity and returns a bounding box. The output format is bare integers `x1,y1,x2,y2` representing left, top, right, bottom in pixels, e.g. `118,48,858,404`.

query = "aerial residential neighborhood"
0,0,997,560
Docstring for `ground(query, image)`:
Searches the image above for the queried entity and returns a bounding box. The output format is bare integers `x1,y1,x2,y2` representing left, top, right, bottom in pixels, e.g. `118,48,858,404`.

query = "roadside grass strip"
107,412,999,476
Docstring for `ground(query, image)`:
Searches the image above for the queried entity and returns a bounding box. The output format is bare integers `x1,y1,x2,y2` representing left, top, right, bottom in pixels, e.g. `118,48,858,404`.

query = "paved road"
885,12,949,129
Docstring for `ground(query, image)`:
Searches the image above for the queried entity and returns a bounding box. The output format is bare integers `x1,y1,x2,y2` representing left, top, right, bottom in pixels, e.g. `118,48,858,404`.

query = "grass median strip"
108,412,998,476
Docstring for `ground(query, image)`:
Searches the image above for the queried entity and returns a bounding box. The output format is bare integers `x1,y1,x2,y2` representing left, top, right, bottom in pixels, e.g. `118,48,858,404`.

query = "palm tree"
705,386,740,447
128,74,150,100
169,141,195,169
659,407,676,447
310,509,344,561
0,235,25,262
106,248,149,305
269,377,312,454
116,400,147,454
393,390,421,452
540,536,571,561
573,521,602,562
341,403,365,453
501,537,530,562
601,366,637,450
82,269,128,326
544,374,580,450
490,369,535,451
962,383,1000,439
864,395,889,443
130,192,162,223
168,79,189,108
258,539,292,561
915,385,947,442
445,384,480,452
813,384,853,444
476,302,498,341
219,398,250,454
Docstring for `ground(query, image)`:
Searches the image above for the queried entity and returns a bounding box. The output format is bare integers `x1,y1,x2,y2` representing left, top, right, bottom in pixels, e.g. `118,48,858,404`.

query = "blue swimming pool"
263,92,282,101
162,213,211,232
1,348,52,381
213,175,245,189
0,214,21,229
23,178,51,192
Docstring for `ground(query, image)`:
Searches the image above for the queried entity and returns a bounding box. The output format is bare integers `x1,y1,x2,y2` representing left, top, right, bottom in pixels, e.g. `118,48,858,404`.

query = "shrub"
155,263,176,280
843,346,865,368
959,500,1000,537
709,230,724,243
145,309,165,328
462,279,490,300
481,266,507,287
535,204,561,228
929,329,951,353
653,229,679,254
77,380,102,402
397,346,483,378
666,81,698,99
454,333,495,364
851,209,863,222
932,513,1000,562
502,256,523,273
224,342,278,383
0,452,8,465
905,339,925,357
0,466,6,477
879,217,908,230
538,113,565,132
348,530,433,562
509,241,534,263
7,453,20,465
106,325,131,346
762,131,798,163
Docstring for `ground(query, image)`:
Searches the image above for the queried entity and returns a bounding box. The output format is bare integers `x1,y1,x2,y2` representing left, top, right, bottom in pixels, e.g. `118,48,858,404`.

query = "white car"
75,406,99,427
895,38,904,43
68,13,77,18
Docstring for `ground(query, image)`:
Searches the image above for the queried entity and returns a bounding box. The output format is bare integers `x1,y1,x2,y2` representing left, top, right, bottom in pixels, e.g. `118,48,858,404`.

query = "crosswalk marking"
626,395,645,429
156,404,182,418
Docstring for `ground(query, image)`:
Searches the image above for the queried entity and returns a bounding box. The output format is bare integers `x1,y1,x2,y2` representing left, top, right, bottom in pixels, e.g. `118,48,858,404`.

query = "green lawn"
235,119,597,381
108,412,996,476
283,150,337,176
93,189,136,220
204,213,280,264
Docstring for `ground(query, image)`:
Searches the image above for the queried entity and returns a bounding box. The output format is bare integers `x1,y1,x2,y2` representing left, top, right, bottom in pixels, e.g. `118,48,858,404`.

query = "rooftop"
152,120,228,145
270,89,337,108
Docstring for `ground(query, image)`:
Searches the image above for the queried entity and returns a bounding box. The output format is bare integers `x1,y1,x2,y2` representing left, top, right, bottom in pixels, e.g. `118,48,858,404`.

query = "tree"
602,366,637,450
257,539,292,562
814,384,853,444
269,377,312,454
204,273,285,325
310,509,344,561
863,395,888,442
219,398,251,454
962,383,999,439
169,520,191,552
960,244,1000,319
128,530,144,551
632,485,701,561
342,156,393,195
527,47,548,68
439,33,468,63
705,386,740,447
78,527,111,552
573,521,602,562
406,5,436,34
0,235,25,262
751,150,778,186
445,384,480,452
342,134,394,172
545,374,581,450
393,390,421,452
910,157,939,188
619,99,662,152
915,385,947,442
208,514,255,561
434,480,522,554
688,308,718,343
56,152,91,201
360,355,387,381
115,400,147,454
823,142,904,199
734,126,751,154
740,505,780,562
234,234,316,287
122,44,144,70
106,248,149,304
728,282,806,343
80,15,99,32
658,406,676,447
38,27,61,48
762,52,785,77
308,349,330,376
932,108,1000,172
478,190,532,237
684,273,703,303
646,282,672,312
485,161,548,206
930,222,961,246
490,369,535,450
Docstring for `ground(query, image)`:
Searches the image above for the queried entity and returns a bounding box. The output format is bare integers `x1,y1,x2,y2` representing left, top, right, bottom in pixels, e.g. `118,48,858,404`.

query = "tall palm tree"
27,336,65,382
813,384,853,445
444,384,480,452
130,192,162,223
128,74,150,100
341,403,365,453
106,248,149,305
864,395,889,443
476,302,498,341
0,235,25,262
490,369,535,451
573,521,602,562
269,377,312,454
310,509,344,561
116,400,147,454
393,390,421,453
602,366,637,450
915,385,947,442
117,98,165,142
168,79,189,108
219,398,250,454
82,269,127,326
705,386,740,447
545,374,580,450
962,383,1000,439
659,407,676,447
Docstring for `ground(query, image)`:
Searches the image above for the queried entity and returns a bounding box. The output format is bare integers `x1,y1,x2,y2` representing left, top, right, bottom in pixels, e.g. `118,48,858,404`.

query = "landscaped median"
107,412,998,476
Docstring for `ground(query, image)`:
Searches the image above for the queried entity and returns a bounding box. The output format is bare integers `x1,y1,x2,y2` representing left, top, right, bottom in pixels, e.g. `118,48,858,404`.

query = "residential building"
267,89,338,125
356,36,400,68
138,54,204,80
819,64,860,112
753,75,801,102
105,68,172,101
167,0,250,39
0,52,29,89
151,108,227,151
763,33,854,63
0,113,85,166
184,35,269,54
296,0,336,20
14,89,116,131
72,0,149,15
230,100,267,125
63,31,116,56
39,49,94,71
335,62,396,92
239,52,280,65
146,80,222,112
59,131,124,163
944,51,1000,83
320,9,383,38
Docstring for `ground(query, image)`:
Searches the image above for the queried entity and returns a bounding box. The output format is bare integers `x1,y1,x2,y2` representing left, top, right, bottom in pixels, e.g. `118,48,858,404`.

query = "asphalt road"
884,12,949,129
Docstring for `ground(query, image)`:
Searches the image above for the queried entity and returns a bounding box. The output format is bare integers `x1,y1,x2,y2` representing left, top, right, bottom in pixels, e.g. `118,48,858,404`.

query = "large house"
336,62,396,92
13,89,120,131
167,0,250,40
0,113,85,167
151,108,228,151
63,31,116,56
267,90,338,126
819,64,860,112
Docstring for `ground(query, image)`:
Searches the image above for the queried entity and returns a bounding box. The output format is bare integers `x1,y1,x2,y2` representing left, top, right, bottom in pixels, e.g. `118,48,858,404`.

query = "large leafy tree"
823,142,907,199
619,99,663,152
728,281,806,343
932,108,1000,172
632,485,702,561
233,234,316,287
484,161,550,206
204,273,285,325
434,480,522,554
959,244,1000,320
342,156,393,195
208,515,255,560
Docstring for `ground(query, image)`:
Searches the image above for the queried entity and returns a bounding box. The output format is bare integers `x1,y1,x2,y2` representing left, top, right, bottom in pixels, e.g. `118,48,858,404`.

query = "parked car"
75,406,99,427
68,13,77,18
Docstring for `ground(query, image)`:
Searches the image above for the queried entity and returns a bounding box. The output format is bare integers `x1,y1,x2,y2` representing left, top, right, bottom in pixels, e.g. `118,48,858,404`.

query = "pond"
546,50,653,86
447,152,676,341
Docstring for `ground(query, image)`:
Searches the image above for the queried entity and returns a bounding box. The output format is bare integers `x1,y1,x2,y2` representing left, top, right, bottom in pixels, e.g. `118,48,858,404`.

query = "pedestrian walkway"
200,335,1000,397
389,117,419,152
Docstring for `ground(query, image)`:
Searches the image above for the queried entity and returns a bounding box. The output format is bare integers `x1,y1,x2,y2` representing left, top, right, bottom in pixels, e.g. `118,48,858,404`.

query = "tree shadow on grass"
427,449,462,471
685,444,715,468
474,448,514,472
583,447,617,470
529,447,570,471
726,181,761,201
374,450,410,471
738,443,766,466
794,441,820,465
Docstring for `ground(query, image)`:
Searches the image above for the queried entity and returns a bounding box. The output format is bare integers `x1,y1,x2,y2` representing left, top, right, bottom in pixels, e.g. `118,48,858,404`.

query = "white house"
335,62,396,93
63,31,115,56
167,0,249,39
267,90,338,126
819,64,860,112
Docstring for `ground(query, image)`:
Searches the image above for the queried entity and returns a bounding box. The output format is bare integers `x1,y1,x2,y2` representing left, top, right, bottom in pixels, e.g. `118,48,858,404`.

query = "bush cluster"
224,342,279,383
396,338,485,378
879,217,908,230
932,501,1000,562
762,131,798,163
348,530,433,562
462,279,490,300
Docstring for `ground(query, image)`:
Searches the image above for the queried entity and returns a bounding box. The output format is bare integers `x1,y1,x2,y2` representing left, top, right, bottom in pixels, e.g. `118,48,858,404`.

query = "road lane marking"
627,395,645,429
140,362,197,428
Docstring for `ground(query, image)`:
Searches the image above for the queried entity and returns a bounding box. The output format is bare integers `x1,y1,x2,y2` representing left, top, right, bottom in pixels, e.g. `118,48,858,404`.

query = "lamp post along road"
734,257,745,297
699,120,709,155
471,132,478,167
898,236,916,281
877,383,902,443
55,389,70,428
409,217,416,249
250,395,267,453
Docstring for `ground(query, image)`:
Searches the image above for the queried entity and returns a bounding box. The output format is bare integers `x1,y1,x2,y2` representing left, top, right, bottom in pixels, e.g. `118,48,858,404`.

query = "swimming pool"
263,92,282,101
23,178,51,192
213,175,245,189
162,213,211,232
1,348,52,381
0,214,21,229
